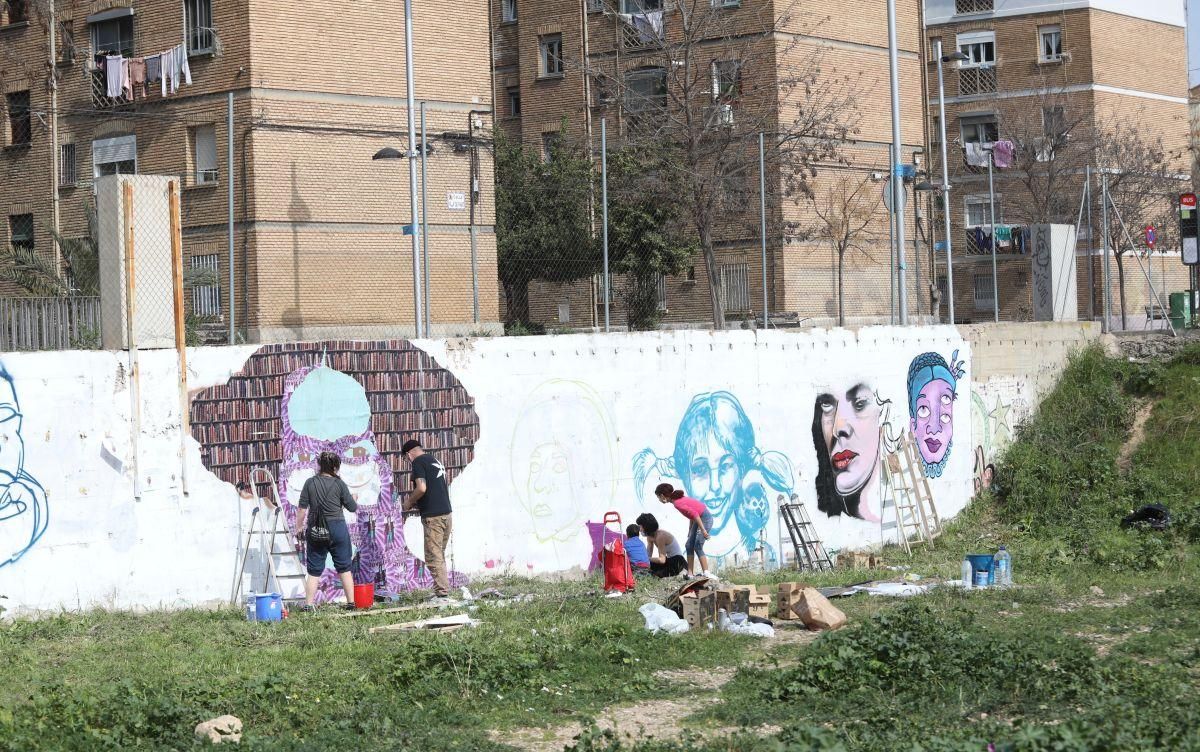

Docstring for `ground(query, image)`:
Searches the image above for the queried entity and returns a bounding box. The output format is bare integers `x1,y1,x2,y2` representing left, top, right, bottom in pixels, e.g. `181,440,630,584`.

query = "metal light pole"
933,40,962,325
403,0,424,337
1085,165,1096,321
986,149,999,322
1101,170,1112,332
759,132,768,329
886,0,909,324
420,102,431,338
601,118,610,332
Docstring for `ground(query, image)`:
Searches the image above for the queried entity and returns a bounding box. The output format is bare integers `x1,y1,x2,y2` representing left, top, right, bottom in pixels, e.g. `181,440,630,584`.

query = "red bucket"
353,583,375,609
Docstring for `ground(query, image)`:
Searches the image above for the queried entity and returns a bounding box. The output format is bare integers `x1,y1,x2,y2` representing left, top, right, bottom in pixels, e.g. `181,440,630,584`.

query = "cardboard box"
714,587,751,616
748,592,771,620
680,589,717,628
840,551,880,570
776,582,811,621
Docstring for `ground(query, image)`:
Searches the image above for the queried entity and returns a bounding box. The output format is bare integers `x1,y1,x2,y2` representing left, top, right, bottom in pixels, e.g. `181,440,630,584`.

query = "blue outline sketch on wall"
0,364,48,568
906,351,966,478
511,380,616,548
633,392,794,559
812,383,898,523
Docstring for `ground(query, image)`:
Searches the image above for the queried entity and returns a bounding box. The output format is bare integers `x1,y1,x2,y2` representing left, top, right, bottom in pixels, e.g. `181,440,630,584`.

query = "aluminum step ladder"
880,432,941,555
230,467,307,605
778,494,834,572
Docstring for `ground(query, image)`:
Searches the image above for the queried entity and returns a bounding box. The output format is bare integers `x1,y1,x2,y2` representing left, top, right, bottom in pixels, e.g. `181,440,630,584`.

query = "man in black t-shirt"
401,439,453,599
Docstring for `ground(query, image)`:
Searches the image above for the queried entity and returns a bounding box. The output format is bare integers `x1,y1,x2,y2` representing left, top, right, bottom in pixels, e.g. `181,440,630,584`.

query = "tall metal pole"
987,151,998,322
420,102,431,338
886,0,909,324
759,132,768,329
889,200,895,324
48,0,62,276
934,40,955,325
1101,170,1111,333
601,118,610,332
403,0,424,338
227,92,235,343
1085,165,1095,321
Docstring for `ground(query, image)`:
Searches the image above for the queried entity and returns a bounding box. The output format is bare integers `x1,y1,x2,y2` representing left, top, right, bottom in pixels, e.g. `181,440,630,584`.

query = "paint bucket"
254,592,283,622
966,554,994,589
353,583,375,610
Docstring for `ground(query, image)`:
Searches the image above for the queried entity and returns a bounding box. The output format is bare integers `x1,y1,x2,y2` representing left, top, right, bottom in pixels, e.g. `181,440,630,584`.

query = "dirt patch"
654,666,736,691
1073,626,1152,657
1118,399,1156,472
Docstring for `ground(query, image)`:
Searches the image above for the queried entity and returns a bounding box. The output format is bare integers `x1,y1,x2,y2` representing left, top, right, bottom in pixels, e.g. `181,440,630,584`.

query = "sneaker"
426,595,453,607
702,570,718,581
299,604,318,614
678,571,692,580
342,603,356,611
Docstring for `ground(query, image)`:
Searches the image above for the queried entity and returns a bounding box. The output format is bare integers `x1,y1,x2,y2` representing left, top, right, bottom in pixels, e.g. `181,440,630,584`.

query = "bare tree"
589,1,859,328
1095,118,1188,329
811,175,877,326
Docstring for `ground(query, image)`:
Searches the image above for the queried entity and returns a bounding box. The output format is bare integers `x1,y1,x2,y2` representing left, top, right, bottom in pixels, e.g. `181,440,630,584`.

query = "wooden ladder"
778,494,834,571
880,432,941,555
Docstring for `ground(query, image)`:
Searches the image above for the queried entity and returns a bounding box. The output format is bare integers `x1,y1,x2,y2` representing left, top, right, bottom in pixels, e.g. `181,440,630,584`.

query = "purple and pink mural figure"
906,351,966,479
191,341,478,602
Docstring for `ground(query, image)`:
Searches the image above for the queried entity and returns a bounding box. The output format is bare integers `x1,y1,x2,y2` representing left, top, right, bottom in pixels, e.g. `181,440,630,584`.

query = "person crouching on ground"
400,439,454,604
635,513,688,578
295,451,358,611
624,523,651,574
655,483,716,579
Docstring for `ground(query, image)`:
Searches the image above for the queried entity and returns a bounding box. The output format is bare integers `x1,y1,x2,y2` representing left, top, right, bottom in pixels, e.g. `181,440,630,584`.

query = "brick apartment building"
925,0,1191,326
492,0,929,330
0,0,499,344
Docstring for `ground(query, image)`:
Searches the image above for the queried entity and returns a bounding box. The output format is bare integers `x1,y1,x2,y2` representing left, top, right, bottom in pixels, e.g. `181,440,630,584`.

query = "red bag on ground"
599,511,635,593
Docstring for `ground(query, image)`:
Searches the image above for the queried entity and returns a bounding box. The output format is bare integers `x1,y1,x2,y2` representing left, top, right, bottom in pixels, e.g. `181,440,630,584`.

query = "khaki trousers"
422,513,452,596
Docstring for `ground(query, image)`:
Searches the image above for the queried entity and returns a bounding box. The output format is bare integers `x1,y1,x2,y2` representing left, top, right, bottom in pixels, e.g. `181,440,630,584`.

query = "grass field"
3,344,1200,751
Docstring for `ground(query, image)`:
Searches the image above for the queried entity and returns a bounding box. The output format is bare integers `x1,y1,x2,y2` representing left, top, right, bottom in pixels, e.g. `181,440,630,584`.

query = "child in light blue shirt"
625,524,651,571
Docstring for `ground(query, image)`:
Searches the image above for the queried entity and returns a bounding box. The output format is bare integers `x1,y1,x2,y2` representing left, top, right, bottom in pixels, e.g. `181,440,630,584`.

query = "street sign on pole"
1144,225,1156,250
1181,193,1198,266
882,178,906,213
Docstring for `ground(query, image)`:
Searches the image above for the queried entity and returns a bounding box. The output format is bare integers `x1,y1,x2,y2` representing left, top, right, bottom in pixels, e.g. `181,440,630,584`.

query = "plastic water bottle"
994,546,1012,587
960,557,973,589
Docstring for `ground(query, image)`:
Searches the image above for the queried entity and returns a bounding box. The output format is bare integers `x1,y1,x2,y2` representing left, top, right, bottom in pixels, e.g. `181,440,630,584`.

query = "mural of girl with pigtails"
633,392,795,561
906,350,966,479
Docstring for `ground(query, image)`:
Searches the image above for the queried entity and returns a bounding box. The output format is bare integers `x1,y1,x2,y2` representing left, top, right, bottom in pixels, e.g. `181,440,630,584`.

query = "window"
89,12,135,57
624,67,667,128
621,0,662,11
557,302,571,324
587,0,605,12
936,275,948,302
965,195,1001,227
58,21,77,63
92,134,137,180
502,0,516,22
191,125,218,184
960,116,997,145
59,143,77,186
6,91,31,146
507,86,521,117
973,271,995,311
189,254,221,317
539,34,564,78
5,0,28,24
711,60,741,103
541,131,561,163
931,115,941,144
955,0,993,14
1042,106,1065,140
1038,24,1062,63
957,31,995,67
720,263,750,312
656,275,668,311
186,0,215,55
712,0,740,7
8,214,33,255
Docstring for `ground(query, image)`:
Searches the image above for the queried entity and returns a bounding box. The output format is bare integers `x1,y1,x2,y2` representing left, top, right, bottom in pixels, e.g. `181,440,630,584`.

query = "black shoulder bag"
306,480,332,545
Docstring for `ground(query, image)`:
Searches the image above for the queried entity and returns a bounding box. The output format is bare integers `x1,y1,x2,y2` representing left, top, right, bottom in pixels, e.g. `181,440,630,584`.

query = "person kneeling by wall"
636,513,688,578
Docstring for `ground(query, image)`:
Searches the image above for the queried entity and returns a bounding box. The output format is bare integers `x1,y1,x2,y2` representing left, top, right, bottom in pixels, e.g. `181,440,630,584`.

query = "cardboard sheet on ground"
368,613,480,634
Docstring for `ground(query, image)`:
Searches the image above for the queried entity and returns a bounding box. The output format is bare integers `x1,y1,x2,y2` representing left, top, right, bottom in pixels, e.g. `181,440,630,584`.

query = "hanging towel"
160,47,174,96
994,225,1012,242
128,57,147,98
120,58,134,99
145,54,162,86
964,142,990,167
105,55,125,98
179,44,192,86
992,139,1015,169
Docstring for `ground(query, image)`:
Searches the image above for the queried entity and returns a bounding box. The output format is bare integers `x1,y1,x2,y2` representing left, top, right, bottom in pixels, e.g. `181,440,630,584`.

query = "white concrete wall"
0,324,1098,614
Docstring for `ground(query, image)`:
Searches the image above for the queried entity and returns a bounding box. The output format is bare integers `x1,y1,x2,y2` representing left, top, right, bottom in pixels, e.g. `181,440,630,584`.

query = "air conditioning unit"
197,169,219,185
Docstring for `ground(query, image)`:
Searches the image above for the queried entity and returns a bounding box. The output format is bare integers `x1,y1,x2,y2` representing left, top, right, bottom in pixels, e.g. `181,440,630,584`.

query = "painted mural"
633,392,795,561
906,351,967,479
191,341,479,601
811,382,900,523
972,390,1014,493
0,364,47,569
511,380,616,546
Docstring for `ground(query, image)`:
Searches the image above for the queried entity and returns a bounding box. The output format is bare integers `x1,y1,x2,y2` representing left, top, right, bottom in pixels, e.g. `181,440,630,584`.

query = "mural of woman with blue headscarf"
0,364,48,569
906,350,966,479
633,392,794,560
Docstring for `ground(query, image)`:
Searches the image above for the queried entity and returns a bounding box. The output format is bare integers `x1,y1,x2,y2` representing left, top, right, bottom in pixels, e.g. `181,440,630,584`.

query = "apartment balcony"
620,15,664,51
958,66,996,97
954,0,993,14
91,70,133,108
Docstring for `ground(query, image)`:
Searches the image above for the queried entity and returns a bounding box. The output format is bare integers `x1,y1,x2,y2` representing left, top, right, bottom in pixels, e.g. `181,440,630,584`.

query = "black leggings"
650,555,688,578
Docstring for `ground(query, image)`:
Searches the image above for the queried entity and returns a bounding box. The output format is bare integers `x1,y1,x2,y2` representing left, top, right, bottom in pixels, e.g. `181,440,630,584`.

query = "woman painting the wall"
633,391,794,561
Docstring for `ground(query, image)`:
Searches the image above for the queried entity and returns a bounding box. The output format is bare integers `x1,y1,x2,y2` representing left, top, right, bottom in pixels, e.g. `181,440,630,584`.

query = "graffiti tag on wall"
0,364,47,568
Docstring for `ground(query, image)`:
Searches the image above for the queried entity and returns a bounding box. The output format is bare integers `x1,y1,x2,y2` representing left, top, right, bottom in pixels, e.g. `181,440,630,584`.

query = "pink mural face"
818,384,882,499
191,341,479,603
911,378,954,465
